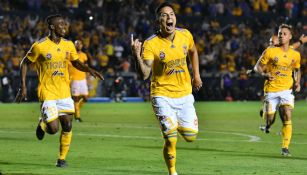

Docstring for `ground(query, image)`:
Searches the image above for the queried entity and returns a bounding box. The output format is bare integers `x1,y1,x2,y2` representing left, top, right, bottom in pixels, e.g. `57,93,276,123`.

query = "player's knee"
164,130,178,143
62,122,72,132
47,125,59,134
178,129,198,142
183,135,197,142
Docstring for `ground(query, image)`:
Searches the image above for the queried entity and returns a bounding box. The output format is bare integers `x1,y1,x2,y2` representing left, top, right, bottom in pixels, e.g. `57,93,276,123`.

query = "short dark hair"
45,14,63,26
155,2,175,19
279,23,293,34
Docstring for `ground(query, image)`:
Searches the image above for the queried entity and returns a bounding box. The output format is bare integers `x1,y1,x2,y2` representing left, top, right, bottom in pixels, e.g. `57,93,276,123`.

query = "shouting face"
158,6,176,36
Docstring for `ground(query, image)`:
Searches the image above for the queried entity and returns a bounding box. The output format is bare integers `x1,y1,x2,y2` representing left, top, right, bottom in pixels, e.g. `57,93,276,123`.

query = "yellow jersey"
69,51,88,81
260,46,301,92
142,28,194,98
26,37,79,101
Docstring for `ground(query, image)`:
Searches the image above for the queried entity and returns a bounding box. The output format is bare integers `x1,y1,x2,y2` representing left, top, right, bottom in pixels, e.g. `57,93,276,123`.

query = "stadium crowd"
0,0,306,102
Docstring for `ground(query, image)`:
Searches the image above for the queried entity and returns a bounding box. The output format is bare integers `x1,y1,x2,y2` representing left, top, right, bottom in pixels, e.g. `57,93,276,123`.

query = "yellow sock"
79,98,84,108
40,121,47,132
59,131,72,160
282,120,292,149
163,136,177,175
74,102,80,119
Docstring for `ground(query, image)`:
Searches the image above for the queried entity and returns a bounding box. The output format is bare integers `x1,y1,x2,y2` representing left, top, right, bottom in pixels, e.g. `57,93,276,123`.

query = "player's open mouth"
166,22,174,31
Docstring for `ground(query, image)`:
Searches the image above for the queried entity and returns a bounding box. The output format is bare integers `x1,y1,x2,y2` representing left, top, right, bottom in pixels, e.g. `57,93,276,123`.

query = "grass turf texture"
1,101,307,175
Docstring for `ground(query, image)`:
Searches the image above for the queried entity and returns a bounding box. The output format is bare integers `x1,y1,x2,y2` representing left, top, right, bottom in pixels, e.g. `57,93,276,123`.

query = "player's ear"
50,24,55,30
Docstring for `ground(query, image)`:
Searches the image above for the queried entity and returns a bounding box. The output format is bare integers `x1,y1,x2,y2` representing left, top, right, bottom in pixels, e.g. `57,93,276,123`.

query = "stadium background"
0,0,306,102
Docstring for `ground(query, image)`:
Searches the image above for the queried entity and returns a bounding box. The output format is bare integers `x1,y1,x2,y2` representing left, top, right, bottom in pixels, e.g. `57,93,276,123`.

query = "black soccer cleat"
56,159,68,168
281,148,291,156
36,118,45,140
259,125,270,134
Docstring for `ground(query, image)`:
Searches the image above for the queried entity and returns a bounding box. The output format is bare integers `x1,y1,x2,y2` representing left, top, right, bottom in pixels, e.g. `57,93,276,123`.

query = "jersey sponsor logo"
166,58,187,69
275,71,287,77
45,61,67,69
159,51,165,60
52,70,64,76
46,53,52,59
167,68,185,75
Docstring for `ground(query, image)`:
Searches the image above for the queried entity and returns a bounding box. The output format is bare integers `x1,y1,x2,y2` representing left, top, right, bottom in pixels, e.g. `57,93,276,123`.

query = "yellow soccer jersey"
26,37,79,101
69,51,87,81
260,46,301,92
142,28,194,98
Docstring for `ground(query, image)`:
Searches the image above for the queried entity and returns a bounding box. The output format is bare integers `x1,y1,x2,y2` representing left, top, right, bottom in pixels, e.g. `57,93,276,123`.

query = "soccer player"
69,40,89,122
248,34,306,131
255,24,301,156
131,2,202,175
15,14,103,167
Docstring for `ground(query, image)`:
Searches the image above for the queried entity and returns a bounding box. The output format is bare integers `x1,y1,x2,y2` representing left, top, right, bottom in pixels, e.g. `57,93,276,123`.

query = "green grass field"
1,101,307,175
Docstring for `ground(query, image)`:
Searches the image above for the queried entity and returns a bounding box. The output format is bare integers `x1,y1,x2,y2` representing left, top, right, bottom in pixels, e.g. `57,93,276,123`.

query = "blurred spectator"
0,0,306,101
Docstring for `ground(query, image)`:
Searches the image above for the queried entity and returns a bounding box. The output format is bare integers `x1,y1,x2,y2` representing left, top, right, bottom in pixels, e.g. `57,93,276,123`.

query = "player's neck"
280,43,290,52
48,33,61,44
160,31,175,42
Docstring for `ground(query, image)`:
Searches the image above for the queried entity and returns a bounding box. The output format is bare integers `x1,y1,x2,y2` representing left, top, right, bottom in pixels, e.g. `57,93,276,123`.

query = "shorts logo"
159,51,165,60
46,53,52,59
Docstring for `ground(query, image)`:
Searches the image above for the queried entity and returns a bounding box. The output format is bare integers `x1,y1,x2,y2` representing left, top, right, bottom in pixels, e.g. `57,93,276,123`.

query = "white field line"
0,126,307,145
0,127,260,143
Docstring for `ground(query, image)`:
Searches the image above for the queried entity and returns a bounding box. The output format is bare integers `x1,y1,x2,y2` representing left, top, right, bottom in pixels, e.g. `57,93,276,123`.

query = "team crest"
183,45,188,56
273,57,278,63
46,53,52,59
159,51,165,60
291,59,295,66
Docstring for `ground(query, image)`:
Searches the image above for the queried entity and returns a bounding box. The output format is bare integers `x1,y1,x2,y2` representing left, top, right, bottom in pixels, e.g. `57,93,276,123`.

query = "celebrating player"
69,40,89,122
254,24,301,156
15,14,103,167
131,2,202,175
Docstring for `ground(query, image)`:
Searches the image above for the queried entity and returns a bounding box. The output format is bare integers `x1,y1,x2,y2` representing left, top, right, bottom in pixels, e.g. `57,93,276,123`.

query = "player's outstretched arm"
130,34,153,80
71,59,104,80
188,44,202,91
292,34,306,50
15,57,31,103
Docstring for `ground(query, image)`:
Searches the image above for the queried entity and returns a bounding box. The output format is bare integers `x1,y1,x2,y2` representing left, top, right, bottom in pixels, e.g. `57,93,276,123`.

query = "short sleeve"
69,41,79,61
26,42,40,62
142,40,154,60
185,29,194,50
294,52,301,69
259,48,271,65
